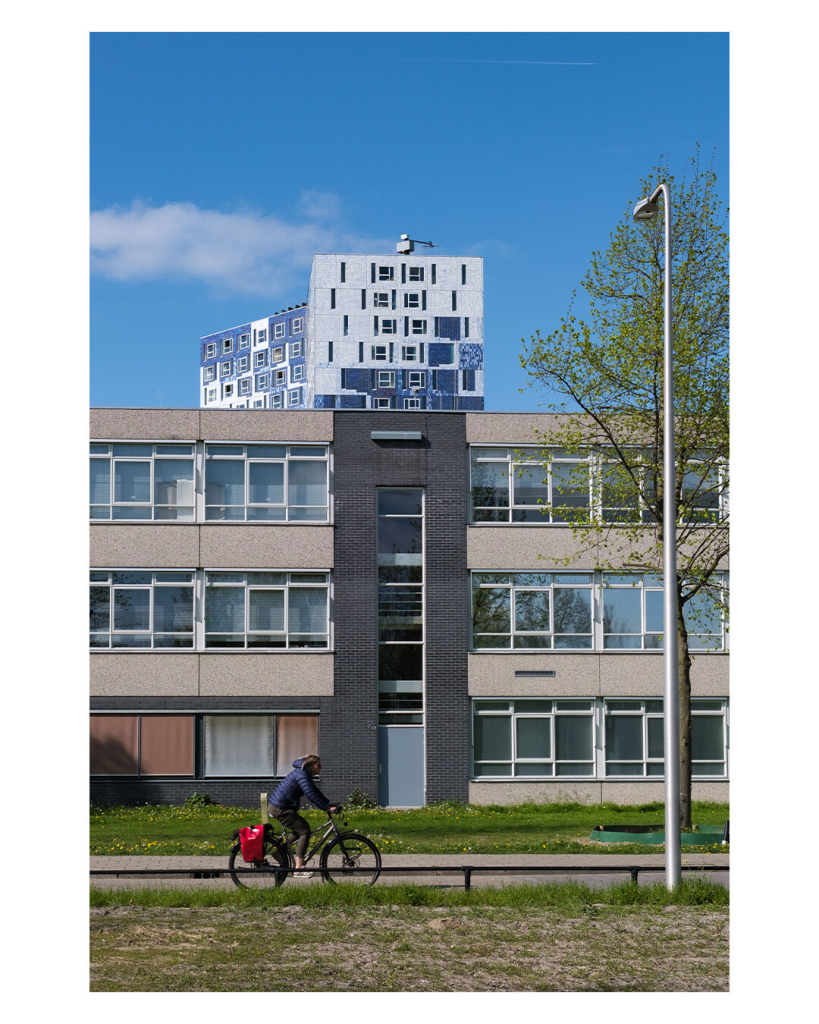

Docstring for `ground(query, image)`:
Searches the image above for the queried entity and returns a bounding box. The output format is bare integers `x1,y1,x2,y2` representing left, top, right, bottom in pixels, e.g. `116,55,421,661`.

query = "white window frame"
270,393,283,409
378,266,394,281
239,378,251,396
272,346,284,363
204,366,216,382
207,388,217,403
237,355,249,372
205,343,217,359
401,345,418,361
254,351,267,368
377,371,396,388
371,345,388,361
274,323,285,340
288,388,302,407
374,398,392,409
90,570,196,649
275,369,286,386
403,397,421,410
255,374,269,391
409,267,424,282
90,442,196,521
374,292,389,308
256,330,267,344
291,364,305,382
380,320,397,335
204,443,329,522
411,319,427,335
223,383,234,398
408,371,426,389
291,317,304,334
404,293,420,308
471,699,596,779
220,361,232,377
222,337,233,353
289,341,303,358
239,334,250,349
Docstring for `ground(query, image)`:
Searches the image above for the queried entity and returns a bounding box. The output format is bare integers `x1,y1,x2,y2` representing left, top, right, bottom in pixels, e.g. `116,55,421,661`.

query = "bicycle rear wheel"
228,838,292,888
320,833,381,886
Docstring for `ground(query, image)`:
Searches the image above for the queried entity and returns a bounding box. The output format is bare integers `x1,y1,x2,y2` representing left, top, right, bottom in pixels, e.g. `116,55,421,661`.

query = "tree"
520,147,728,828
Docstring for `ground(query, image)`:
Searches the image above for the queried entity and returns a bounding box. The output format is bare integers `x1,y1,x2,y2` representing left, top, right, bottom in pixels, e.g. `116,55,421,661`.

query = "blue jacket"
268,758,331,813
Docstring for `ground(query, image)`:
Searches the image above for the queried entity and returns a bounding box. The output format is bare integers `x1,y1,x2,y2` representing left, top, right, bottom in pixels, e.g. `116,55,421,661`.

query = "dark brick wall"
324,411,470,804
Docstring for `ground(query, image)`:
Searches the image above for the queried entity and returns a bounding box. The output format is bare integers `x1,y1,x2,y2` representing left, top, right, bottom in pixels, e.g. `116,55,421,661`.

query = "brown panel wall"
90,716,138,775
140,715,195,775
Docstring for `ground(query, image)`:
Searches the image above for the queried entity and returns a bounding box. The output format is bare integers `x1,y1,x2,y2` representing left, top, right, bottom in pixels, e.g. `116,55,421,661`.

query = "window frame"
90,442,196,521
90,570,196,649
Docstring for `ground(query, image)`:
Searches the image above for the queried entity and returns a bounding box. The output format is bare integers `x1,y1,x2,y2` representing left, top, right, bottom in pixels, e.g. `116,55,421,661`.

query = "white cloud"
90,197,389,297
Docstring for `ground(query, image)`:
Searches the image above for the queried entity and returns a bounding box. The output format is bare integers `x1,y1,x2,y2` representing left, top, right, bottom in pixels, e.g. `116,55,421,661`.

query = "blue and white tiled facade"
199,250,484,410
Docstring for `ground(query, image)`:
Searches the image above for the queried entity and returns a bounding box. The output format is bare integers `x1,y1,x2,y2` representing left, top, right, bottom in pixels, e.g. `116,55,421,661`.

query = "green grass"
90,877,728,910
90,800,729,856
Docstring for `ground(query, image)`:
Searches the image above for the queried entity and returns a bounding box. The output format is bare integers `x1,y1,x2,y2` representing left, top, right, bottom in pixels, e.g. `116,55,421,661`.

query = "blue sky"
90,31,728,410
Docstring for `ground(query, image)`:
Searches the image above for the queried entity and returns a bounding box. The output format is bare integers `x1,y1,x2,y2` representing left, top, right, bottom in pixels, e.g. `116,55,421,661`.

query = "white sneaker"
294,869,314,878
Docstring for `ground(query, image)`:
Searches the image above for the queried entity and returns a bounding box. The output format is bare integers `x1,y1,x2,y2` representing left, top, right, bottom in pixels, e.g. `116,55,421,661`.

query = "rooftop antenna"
397,234,438,255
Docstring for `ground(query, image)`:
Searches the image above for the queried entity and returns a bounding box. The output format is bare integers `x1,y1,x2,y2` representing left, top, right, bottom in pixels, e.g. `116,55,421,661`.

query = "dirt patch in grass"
90,904,728,992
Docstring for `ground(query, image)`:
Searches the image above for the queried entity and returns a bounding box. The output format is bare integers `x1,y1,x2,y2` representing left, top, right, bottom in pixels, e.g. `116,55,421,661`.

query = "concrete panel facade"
200,410,333,442
468,653,600,696
465,413,565,444
199,654,334,697
469,780,729,806
467,525,596,569
90,525,200,568
199,525,334,569
91,408,200,441
90,654,199,697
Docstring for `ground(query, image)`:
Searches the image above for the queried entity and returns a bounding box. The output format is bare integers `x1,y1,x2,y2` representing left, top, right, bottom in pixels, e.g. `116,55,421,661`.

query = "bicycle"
228,809,381,889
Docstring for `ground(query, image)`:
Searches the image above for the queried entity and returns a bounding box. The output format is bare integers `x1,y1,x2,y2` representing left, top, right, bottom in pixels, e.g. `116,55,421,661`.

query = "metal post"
634,184,681,890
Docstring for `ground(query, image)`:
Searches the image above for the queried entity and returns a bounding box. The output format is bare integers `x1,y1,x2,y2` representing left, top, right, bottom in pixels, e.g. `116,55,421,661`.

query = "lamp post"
632,184,681,890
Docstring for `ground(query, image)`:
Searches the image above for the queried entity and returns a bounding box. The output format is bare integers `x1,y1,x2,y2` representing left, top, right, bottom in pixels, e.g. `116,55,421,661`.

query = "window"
288,388,302,407
408,371,426,389
205,444,329,521
239,334,250,349
374,398,391,409
340,261,346,283
411,319,427,335
222,337,233,353
603,573,727,651
452,291,457,311
372,345,388,361
272,346,284,363
207,388,217,403
404,293,420,308
204,714,318,776
472,700,594,778
253,398,266,409
256,330,266,344
254,351,267,368
378,266,394,281
292,317,304,333
409,267,424,282
464,317,470,337
403,398,421,409
361,289,367,309
204,366,216,382
381,319,397,335
205,571,329,648
470,447,591,523
220,361,232,377
343,315,349,336
330,289,336,309
328,342,333,362
289,341,303,358
431,264,436,284
291,364,305,382
237,356,249,372
377,488,424,724
90,443,195,520
255,374,269,390
377,371,396,388
271,393,283,409
90,571,195,647
205,343,217,359
462,370,471,391
461,264,467,284
223,383,234,398
604,699,728,778
274,323,285,340
472,572,593,649
239,378,251,396
401,345,418,361
374,292,389,307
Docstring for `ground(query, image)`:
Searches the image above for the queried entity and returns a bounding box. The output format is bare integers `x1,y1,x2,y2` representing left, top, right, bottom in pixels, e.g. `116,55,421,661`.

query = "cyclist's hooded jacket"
268,758,331,813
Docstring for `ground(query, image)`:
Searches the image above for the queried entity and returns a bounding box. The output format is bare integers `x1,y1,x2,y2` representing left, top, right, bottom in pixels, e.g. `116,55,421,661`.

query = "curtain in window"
276,716,319,776
204,716,276,775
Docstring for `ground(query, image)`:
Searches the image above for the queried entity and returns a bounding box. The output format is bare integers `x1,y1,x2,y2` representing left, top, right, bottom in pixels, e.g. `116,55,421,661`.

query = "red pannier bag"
238,825,265,863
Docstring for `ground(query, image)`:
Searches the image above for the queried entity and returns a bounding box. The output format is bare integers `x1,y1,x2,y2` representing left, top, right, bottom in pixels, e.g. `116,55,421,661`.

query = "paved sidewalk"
90,853,729,890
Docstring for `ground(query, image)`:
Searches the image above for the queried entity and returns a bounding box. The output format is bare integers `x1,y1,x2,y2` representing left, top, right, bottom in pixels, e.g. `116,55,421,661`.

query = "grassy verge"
90,891,729,992
91,877,728,910
90,800,729,856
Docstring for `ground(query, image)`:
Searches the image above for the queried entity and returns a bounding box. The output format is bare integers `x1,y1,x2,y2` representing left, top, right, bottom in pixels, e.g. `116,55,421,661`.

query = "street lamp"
632,183,681,890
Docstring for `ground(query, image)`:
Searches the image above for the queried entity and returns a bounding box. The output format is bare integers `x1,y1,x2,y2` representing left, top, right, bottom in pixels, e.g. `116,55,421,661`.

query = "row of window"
203,343,304,380
339,316,471,340
89,569,726,652
347,289,461,312
471,447,727,524
203,321,305,360
472,699,728,778
90,571,330,649
90,443,328,521
364,263,467,285
205,385,304,407
89,700,728,780
90,713,318,778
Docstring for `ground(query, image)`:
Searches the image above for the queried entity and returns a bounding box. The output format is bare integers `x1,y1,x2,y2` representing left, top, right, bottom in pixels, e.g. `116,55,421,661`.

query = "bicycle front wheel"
320,832,381,886
228,839,292,889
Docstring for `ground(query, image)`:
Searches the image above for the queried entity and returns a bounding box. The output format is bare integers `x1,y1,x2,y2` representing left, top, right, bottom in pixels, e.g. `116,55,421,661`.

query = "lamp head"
632,196,659,222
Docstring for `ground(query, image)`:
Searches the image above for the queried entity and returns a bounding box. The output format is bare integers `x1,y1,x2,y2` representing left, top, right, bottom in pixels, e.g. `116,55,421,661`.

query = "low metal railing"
90,862,729,890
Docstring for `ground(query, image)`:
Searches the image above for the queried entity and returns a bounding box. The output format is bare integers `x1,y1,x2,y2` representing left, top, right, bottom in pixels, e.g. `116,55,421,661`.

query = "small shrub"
184,793,214,807
345,787,378,809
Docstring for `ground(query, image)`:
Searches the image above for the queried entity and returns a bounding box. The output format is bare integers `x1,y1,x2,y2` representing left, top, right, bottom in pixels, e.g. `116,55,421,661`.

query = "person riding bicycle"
267,754,340,877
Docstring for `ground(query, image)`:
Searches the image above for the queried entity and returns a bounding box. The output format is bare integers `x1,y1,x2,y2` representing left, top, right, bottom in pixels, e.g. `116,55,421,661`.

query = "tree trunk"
677,599,693,829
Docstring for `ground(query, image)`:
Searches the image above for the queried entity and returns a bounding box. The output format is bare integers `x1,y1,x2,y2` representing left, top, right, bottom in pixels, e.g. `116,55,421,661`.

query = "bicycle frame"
272,811,346,863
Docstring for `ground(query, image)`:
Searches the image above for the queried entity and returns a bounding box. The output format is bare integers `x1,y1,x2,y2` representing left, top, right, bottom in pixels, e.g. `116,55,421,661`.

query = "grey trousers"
269,806,311,860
